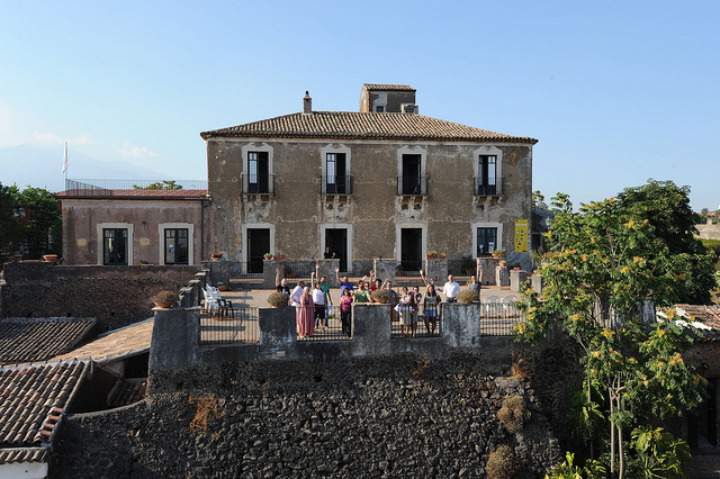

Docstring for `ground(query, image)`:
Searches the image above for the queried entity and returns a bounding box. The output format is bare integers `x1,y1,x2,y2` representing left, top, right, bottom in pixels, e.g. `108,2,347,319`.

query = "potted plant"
210,252,223,262
264,253,273,260
492,249,507,260
152,290,179,308
273,253,286,260
42,254,58,262
425,250,438,259
371,288,390,304
267,291,288,308
457,290,479,304
439,252,446,259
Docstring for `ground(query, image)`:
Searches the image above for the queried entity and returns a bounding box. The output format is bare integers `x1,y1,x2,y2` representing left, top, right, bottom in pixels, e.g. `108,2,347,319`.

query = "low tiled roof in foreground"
52,318,153,364
201,111,538,144
0,361,89,449
0,318,96,365
0,447,50,464
675,304,720,340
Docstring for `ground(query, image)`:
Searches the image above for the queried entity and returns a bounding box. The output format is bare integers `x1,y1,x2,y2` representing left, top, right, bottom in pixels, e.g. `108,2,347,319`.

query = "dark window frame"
103,228,128,265
476,227,498,256
164,228,189,265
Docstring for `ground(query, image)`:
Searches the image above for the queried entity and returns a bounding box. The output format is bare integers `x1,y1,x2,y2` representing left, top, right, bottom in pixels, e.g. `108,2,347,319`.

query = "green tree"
0,182,23,261
518,193,706,478
16,186,62,258
617,180,715,304
133,180,183,190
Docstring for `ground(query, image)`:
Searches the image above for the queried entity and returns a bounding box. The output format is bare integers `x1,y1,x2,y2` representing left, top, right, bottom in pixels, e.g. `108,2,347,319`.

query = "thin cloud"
31,132,92,146
120,141,158,158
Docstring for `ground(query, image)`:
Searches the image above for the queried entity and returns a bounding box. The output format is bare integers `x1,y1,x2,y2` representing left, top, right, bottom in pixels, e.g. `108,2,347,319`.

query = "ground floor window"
164,228,189,264
103,228,128,265
477,227,498,256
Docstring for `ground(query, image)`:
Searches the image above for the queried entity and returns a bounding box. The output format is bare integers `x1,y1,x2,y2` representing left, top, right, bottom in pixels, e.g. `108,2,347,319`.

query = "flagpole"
62,142,68,187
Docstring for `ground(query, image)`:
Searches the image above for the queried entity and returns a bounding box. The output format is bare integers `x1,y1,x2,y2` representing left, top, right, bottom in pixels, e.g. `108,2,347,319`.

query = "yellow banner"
514,219,529,253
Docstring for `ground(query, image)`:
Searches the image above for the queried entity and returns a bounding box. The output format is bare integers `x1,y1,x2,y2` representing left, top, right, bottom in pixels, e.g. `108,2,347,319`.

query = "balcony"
474,177,503,196
322,175,353,195
242,173,275,197
396,176,427,196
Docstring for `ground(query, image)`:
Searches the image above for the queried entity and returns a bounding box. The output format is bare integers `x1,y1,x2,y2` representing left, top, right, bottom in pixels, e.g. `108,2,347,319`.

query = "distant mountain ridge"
0,145,196,192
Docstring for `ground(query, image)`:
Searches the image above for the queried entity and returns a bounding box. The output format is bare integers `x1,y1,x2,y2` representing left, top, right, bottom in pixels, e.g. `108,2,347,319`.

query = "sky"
0,0,718,210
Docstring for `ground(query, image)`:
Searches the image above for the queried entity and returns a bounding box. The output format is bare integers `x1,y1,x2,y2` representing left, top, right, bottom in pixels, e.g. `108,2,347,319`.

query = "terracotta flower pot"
43,254,58,262
211,253,223,262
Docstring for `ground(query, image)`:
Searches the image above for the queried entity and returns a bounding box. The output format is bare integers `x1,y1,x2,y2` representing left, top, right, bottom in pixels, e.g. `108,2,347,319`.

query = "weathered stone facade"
203,84,536,272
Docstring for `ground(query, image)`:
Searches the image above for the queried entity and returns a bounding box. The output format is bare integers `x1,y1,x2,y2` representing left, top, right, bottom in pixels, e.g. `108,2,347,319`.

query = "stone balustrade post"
352,303,391,357
441,302,481,348
259,306,297,355
149,307,200,371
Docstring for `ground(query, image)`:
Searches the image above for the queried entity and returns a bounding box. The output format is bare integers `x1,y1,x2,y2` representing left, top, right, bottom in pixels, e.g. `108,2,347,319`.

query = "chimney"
303,91,312,114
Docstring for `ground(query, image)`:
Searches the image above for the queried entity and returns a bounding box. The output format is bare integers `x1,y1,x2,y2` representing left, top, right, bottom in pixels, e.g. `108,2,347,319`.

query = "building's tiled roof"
0,446,50,464
56,189,208,200
0,361,88,448
200,111,538,144
52,319,153,364
363,83,415,91
674,304,720,340
0,318,96,365
108,379,147,408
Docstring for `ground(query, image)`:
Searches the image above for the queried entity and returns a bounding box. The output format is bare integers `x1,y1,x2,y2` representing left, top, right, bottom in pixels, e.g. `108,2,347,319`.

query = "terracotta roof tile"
0,446,50,464
0,361,88,449
362,83,415,91
0,318,96,364
200,111,538,144
672,304,720,340
52,318,153,364
56,189,207,199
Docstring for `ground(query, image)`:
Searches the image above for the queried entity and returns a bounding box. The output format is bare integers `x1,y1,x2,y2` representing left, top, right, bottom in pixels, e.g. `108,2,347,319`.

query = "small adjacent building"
58,181,211,266
201,84,537,272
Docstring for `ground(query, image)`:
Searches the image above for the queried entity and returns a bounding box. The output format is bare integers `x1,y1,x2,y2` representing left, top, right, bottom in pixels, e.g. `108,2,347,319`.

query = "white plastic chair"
501,295,518,317
203,288,219,316
482,296,499,318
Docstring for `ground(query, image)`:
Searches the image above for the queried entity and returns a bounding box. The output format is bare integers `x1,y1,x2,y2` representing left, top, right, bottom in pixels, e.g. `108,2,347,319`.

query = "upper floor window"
325,153,351,194
376,106,384,113
164,228,189,265
398,153,426,195
476,155,498,195
248,151,269,193
103,228,128,265
321,144,352,195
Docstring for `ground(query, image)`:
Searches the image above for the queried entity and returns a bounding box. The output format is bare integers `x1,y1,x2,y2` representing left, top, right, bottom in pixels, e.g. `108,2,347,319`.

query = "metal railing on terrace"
199,307,259,344
322,175,353,195
64,179,208,196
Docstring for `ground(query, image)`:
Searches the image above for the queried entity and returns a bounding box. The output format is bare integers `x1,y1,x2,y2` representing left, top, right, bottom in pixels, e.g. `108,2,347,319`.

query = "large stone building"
201,84,537,273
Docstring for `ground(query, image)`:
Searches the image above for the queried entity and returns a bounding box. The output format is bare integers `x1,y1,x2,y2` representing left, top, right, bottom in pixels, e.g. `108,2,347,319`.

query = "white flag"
62,142,68,173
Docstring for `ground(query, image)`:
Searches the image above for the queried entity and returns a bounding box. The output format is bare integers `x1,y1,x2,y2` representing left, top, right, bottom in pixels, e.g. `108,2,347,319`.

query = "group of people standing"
275,264,483,339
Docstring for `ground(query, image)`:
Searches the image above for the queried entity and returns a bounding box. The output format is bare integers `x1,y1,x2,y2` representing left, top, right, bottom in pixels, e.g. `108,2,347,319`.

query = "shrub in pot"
371,288,390,303
267,291,288,308
457,290,479,304
152,290,179,308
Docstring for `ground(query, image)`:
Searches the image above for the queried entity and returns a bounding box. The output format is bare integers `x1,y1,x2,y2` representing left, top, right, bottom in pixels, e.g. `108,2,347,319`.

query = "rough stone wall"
0,262,198,331
53,353,562,478
207,139,532,268
697,224,720,240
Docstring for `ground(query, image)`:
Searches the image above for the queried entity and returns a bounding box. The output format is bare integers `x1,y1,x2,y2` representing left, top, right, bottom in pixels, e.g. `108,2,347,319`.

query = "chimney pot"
303,91,312,114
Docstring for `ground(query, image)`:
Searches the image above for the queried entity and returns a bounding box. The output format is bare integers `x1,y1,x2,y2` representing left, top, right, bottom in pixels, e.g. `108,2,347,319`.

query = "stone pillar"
423,259,447,284
352,303,391,357
531,273,543,294
202,260,231,287
149,307,200,371
495,265,510,287
315,259,340,287
510,270,530,292
373,259,397,284
195,271,208,292
477,257,499,285
441,302,481,348
262,260,286,289
259,306,296,355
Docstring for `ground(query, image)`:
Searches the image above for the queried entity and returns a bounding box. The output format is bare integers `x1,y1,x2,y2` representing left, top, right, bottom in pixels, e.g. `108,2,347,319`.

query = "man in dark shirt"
275,267,290,295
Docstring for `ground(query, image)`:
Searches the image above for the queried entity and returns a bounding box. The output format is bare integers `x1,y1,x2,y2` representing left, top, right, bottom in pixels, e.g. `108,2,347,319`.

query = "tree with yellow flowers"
519,193,706,479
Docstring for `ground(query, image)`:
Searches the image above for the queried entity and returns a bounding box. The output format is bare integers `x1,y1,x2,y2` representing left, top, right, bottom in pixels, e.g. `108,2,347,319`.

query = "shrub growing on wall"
497,396,530,433
486,444,519,479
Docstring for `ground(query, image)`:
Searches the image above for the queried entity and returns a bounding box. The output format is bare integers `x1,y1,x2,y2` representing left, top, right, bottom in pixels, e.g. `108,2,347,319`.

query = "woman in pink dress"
297,287,315,337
